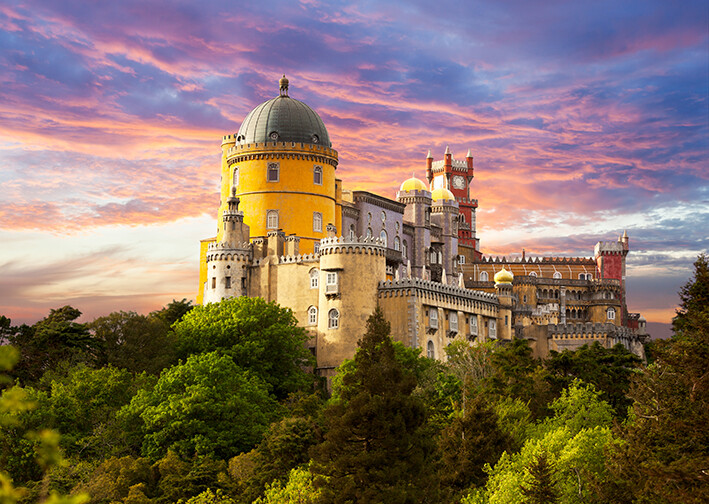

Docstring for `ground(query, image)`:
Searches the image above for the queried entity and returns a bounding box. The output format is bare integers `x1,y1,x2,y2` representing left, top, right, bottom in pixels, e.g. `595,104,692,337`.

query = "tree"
90,311,177,375
255,467,321,504
437,394,513,496
8,306,101,385
596,255,709,503
520,453,559,504
150,298,194,327
172,297,315,399
545,342,640,418
311,307,436,504
120,351,281,462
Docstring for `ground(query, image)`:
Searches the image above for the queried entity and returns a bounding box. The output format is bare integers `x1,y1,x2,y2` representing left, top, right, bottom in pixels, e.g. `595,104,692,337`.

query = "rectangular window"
470,316,478,336
225,277,231,289
325,271,338,294
429,308,438,329
267,210,278,229
458,254,466,264
489,320,497,339
313,165,323,185
313,212,322,232
211,277,216,289
314,242,320,254
267,162,279,182
450,312,458,332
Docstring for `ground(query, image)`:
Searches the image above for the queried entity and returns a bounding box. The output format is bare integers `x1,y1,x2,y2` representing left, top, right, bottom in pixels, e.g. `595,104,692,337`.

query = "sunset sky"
1,0,706,335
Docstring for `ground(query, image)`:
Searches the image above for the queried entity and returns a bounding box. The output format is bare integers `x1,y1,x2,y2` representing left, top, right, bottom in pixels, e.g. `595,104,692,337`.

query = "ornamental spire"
279,74,289,97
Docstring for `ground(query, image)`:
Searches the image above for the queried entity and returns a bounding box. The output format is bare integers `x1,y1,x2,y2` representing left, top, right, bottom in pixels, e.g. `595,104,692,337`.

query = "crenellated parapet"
478,256,596,265
318,236,386,256
594,240,627,256
278,253,319,264
378,277,498,310
225,141,338,167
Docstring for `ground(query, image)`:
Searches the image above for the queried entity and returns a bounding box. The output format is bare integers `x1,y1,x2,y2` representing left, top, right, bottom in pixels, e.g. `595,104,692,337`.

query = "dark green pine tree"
437,394,512,495
520,453,559,504
311,307,435,504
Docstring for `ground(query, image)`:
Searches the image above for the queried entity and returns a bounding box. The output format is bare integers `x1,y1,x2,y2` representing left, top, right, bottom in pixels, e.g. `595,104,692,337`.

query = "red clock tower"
426,147,481,259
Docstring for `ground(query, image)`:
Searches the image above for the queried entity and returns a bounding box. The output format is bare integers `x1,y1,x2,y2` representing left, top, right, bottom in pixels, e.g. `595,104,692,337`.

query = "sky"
0,0,707,335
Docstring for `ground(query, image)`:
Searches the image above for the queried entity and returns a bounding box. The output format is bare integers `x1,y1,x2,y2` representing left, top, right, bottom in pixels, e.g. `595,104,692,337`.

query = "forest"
0,254,707,504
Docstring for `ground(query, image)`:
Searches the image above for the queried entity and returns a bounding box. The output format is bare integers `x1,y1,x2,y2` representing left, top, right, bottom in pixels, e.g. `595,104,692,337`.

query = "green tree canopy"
311,307,436,504
120,351,281,462
172,297,315,399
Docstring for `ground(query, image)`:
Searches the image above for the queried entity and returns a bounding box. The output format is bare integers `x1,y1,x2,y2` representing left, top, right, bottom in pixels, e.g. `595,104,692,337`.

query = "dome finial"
279,74,289,97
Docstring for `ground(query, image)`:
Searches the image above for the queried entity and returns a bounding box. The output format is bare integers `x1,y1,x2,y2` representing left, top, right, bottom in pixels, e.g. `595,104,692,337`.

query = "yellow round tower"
218,76,339,253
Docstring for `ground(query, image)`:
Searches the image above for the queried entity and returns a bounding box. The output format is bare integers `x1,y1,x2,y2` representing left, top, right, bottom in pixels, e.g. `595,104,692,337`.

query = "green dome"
236,77,331,147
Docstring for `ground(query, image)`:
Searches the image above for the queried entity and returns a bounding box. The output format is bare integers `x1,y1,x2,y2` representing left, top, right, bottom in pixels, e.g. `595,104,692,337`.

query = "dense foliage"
0,256,706,503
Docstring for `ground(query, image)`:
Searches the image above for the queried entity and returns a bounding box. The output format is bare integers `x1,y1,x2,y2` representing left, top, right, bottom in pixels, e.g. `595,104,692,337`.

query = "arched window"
553,271,562,279
427,340,435,359
431,250,437,264
308,306,317,326
313,165,322,185
267,162,279,182
394,236,400,251
310,269,319,289
607,308,616,320
366,227,373,238
529,271,538,277
267,210,278,229
380,230,387,247
480,271,489,282
403,240,408,259
313,212,322,232
233,167,239,187
328,309,339,329
349,224,356,240
460,213,465,223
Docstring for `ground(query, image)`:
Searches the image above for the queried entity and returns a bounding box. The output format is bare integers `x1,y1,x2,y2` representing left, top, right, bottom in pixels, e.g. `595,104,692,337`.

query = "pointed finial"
467,148,472,158
426,149,433,159
445,145,451,155
622,229,628,239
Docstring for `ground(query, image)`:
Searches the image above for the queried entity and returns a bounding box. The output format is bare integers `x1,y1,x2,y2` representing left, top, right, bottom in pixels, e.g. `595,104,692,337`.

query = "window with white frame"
458,254,466,264
266,210,278,229
366,227,373,238
470,316,478,336
313,212,322,232
314,242,320,254
310,269,319,289
328,309,339,329
479,271,489,282
380,230,387,247
381,211,386,222
313,165,322,185
326,272,338,292
308,306,317,326
431,250,437,264
553,271,562,279
394,236,400,251
607,308,616,320
489,319,497,338
267,162,279,182
427,340,435,359
429,308,438,329
349,224,356,240
450,312,458,332
403,240,408,259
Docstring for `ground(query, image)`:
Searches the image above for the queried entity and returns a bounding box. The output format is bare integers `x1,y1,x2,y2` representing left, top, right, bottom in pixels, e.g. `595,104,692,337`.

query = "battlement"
431,159,468,171
207,241,251,252
278,253,319,264
378,277,498,306
318,235,386,256
594,240,626,256
225,140,338,162
477,256,595,265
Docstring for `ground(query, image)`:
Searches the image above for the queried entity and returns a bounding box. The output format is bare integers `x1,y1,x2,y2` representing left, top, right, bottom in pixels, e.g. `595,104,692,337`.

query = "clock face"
452,175,466,190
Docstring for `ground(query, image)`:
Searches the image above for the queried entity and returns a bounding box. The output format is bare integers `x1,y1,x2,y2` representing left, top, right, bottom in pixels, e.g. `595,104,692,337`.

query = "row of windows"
427,308,488,337
231,163,323,185
265,211,323,233
476,271,594,281
309,270,338,289
307,306,340,328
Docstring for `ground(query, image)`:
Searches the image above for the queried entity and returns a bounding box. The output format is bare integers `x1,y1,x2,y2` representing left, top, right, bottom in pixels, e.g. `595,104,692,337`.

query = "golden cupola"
494,267,514,285
399,176,428,192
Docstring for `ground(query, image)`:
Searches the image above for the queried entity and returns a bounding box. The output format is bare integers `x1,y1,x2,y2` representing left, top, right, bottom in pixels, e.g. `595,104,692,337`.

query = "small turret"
426,150,433,184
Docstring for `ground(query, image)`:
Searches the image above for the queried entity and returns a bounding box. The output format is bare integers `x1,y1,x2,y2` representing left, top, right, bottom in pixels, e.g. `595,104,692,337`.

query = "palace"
197,76,647,380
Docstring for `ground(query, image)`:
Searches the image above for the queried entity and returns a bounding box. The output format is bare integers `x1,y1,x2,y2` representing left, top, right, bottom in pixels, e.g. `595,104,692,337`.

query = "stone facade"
197,78,648,380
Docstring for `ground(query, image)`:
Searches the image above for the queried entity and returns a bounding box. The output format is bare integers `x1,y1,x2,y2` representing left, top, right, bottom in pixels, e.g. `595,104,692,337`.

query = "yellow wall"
218,142,339,254
197,238,216,304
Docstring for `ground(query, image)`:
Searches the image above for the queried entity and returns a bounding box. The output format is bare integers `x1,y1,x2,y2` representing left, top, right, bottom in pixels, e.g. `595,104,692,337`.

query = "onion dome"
236,76,331,147
494,267,514,285
399,176,428,192
431,187,455,202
